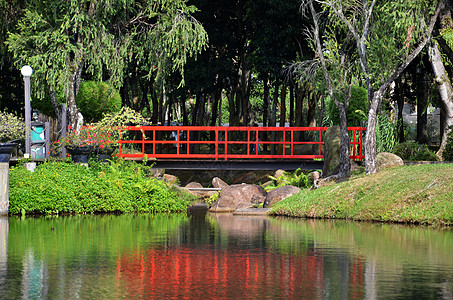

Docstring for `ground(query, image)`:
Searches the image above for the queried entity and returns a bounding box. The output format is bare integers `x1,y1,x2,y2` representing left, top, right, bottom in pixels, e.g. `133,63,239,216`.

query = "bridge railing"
116,126,365,161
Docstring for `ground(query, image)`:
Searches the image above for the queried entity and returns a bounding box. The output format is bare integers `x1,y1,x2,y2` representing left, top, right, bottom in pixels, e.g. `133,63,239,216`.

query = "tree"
309,0,443,174
429,3,453,157
6,0,208,132
293,0,359,177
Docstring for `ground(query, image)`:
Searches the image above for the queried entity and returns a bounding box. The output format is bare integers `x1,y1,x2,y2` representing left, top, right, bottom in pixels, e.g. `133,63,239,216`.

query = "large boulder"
212,177,228,189
185,182,203,189
263,185,301,208
322,126,340,177
209,184,267,212
163,174,178,185
377,152,404,170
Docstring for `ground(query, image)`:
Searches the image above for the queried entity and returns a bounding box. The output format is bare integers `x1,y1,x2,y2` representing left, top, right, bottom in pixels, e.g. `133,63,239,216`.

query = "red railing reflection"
115,247,325,299
117,126,366,161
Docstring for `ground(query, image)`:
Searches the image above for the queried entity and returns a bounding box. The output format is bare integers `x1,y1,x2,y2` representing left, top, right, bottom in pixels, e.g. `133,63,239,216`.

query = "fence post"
45,122,51,160
61,104,67,159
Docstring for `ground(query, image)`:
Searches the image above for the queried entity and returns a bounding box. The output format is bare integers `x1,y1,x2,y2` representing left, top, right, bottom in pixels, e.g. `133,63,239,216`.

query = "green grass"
270,164,453,226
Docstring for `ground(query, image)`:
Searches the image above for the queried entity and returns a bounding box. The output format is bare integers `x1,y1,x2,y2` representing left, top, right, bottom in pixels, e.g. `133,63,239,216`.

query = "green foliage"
327,85,368,126
6,0,208,113
9,159,196,215
393,141,439,161
376,114,398,153
77,81,122,123
0,110,25,143
206,191,220,207
266,168,309,191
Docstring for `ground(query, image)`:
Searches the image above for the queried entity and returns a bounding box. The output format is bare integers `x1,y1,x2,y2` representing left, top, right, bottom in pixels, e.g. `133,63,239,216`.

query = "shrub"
393,141,438,161
77,81,122,123
9,159,195,215
266,168,309,191
0,111,25,143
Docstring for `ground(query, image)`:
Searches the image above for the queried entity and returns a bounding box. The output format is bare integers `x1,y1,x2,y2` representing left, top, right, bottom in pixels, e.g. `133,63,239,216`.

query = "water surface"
0,213,452,299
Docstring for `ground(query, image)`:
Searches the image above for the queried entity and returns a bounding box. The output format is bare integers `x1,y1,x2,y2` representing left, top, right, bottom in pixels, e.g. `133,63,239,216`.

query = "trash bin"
31,144,46,159
31,122,45,144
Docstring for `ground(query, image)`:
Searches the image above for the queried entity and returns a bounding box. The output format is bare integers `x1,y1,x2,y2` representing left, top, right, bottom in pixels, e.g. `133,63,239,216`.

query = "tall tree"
429,3,453,157
6,0,207,132
308,0,443,174
298,0,357,177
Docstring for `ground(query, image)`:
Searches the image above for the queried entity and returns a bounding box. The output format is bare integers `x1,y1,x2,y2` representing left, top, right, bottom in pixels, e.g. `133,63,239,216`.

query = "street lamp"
21,65,33,157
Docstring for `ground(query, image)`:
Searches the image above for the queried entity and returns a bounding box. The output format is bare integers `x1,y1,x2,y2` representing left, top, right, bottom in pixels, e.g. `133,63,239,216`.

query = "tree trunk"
338,103,351,176
429,42,453,157
289,84,295,127
67,65,82,132
416,69,429,144
364,92,382,174
279,83,287,128
263,75,270,127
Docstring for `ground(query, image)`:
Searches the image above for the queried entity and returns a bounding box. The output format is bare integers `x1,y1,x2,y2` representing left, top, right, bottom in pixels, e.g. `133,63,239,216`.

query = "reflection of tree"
2,214,453,298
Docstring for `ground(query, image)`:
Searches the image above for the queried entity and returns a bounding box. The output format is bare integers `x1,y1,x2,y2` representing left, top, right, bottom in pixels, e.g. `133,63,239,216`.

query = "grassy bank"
270,164,453,226
9,160,196,215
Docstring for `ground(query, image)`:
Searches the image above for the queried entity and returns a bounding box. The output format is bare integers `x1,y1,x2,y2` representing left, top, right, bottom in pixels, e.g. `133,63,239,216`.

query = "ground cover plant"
270,164,453,226
9,159,195,215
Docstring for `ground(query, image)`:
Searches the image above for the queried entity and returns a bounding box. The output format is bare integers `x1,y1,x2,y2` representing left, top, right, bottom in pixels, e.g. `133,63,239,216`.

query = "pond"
0,213,452,299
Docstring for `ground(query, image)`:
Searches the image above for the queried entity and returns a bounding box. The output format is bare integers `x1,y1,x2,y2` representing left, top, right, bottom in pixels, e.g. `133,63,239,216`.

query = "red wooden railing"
116,126,365,161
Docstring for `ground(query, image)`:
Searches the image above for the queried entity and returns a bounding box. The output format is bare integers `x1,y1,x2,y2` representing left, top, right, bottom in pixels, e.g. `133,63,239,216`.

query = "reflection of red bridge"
115,247,325,298
116,126,365,169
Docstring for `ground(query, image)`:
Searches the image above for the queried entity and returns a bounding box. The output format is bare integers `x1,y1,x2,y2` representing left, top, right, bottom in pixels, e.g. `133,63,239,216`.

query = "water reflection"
1,213,452,299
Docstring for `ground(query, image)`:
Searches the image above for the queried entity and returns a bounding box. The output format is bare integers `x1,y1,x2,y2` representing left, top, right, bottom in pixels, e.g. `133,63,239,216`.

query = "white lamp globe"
21,65,33,77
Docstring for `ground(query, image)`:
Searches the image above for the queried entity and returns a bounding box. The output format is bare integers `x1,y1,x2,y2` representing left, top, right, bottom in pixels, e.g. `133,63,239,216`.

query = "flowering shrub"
52,107,149,156
88,107,149,149
0,111,25,143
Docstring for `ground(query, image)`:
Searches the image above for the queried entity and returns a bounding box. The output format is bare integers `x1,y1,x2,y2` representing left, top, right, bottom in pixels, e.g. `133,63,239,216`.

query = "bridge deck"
145,159,324,171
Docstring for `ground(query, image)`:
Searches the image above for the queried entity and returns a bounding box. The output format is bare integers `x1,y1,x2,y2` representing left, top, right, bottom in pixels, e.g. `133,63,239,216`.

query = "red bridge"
116,126,365,170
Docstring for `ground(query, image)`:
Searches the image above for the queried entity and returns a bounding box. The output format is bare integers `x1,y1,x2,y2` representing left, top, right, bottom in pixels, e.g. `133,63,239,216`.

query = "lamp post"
21,65,33,157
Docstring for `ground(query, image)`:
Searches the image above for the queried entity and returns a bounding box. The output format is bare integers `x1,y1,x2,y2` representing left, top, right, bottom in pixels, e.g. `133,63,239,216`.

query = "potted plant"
56,126,94,163
0,111,25,162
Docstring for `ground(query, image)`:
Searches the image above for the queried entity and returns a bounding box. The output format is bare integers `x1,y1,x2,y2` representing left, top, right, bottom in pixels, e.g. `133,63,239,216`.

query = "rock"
163,174,178,185
274,169,286,179
150,168,165,177
212,177,228,189
309,171,320,182
322,125,340,177
233,208,270,216
377,152,404,170
263,185,301,208
209,184,267,212
185,182,203,188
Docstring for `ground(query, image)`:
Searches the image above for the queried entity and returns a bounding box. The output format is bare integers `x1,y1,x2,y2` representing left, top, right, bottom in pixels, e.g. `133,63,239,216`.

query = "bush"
77,81,122,123
9,159,195,215
393,141,438,161
0,111,25,143
327,85,368,127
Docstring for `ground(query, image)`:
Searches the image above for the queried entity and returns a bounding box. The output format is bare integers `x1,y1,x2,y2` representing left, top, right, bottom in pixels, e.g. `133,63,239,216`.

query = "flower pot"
0,143,17,163
67,146,93,163
96,147,115,163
